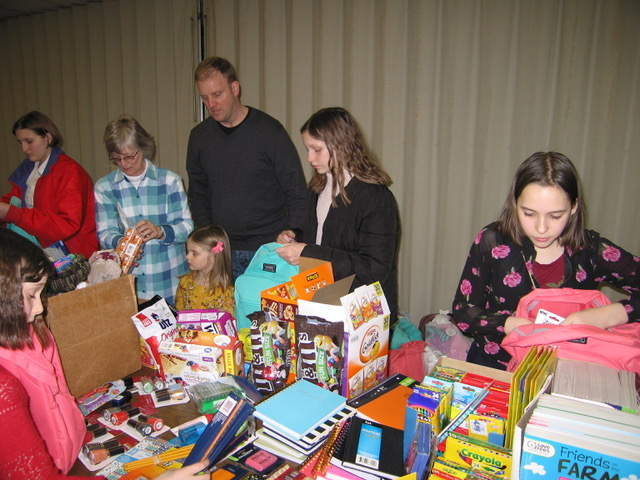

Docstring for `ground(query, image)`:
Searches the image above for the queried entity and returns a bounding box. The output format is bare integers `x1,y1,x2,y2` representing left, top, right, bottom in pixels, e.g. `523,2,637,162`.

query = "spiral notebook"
254,379,346,441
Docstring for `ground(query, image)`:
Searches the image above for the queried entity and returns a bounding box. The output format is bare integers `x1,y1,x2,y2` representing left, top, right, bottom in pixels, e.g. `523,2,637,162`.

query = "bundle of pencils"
122,445,194,472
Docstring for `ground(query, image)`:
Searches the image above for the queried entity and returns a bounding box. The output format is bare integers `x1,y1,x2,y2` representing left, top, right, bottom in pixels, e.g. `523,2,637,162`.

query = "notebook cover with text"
254,379,346,440
340,416,404,479
348,373,417,430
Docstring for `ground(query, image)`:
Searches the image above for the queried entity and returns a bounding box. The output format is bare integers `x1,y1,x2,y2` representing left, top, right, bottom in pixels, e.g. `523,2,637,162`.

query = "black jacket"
300,178,399,321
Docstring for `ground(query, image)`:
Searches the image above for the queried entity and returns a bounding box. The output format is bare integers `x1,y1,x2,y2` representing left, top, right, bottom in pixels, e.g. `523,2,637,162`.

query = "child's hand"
276,242,306,265
276,230,296,244
504,315,531,334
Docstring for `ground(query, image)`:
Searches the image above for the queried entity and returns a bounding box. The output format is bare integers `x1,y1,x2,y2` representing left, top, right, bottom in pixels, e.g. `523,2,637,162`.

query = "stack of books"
299,374,416,480
253,380,355,463
518,393,640,480
323,416,404,480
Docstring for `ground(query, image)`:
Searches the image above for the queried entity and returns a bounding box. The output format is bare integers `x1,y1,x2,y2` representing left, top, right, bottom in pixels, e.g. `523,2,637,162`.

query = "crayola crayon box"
442,431,512,478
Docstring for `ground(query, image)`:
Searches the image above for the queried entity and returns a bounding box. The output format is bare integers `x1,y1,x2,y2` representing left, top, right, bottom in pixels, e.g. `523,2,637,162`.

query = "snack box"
116,227,144,274
158,333,244,386
298,277,391,399
177,309,238,337
260,260,334,322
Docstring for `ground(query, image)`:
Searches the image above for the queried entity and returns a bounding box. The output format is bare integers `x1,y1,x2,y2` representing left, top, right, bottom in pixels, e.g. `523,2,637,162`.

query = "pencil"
122,445,194,471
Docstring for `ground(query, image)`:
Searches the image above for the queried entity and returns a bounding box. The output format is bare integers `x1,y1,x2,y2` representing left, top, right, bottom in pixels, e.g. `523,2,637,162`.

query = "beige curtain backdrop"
1,0,638,322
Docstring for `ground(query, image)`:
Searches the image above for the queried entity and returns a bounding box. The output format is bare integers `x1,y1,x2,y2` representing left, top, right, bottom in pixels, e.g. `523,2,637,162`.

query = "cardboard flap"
48,275,141,397
299,256,329,272
310,275,355,306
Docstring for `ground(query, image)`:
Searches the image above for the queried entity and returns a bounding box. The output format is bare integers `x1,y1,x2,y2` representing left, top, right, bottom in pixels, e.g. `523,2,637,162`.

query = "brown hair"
497,151,587,251
0,229,55,350
12,111,63,147
187,225,233,290
302,107,391,206
194,56,238,84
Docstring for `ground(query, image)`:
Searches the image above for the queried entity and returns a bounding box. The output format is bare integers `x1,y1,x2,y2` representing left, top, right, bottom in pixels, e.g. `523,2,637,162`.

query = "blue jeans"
232,250,256,281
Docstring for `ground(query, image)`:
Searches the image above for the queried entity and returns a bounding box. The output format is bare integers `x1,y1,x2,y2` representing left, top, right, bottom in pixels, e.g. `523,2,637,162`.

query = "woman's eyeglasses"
110,150,139,163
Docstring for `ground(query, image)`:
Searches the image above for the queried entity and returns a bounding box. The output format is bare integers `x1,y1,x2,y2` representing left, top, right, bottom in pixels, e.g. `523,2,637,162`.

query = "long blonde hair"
187,225,233,290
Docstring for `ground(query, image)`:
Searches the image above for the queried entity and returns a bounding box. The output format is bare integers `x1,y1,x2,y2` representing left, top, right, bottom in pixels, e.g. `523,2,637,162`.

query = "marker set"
151,384,190,407
97,402,169,443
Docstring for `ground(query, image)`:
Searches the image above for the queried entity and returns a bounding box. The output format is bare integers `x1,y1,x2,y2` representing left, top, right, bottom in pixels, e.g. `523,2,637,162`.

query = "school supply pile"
504,345,557,449
336,416,405,479
187,376,263,414
347,373,418,431
402,360,513,480
252,379,356,463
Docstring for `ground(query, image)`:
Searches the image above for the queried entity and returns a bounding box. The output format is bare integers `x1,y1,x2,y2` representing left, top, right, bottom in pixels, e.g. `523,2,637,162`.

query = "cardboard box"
177,309,238,337
260,260,334,322
298,277,391,399
48,275,141,397
434,357,513,383
158,333,244,386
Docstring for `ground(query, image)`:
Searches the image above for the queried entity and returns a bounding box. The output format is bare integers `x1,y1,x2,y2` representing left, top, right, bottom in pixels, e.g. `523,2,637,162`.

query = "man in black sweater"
187,57,307,278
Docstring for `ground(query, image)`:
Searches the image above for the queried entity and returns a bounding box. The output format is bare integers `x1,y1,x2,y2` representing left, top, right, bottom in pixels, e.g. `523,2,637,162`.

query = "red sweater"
1,148,98,258
0,364,103,479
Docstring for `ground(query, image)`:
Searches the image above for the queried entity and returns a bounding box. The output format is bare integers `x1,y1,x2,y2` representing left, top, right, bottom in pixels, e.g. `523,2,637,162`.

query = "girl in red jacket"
0,111,98,258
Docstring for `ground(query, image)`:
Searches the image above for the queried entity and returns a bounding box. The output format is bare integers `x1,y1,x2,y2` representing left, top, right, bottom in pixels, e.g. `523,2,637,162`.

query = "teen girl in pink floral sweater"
451,152,640,370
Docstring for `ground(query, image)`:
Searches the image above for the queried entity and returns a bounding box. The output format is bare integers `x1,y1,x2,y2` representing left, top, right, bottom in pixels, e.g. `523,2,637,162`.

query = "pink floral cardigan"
451,222,640,369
